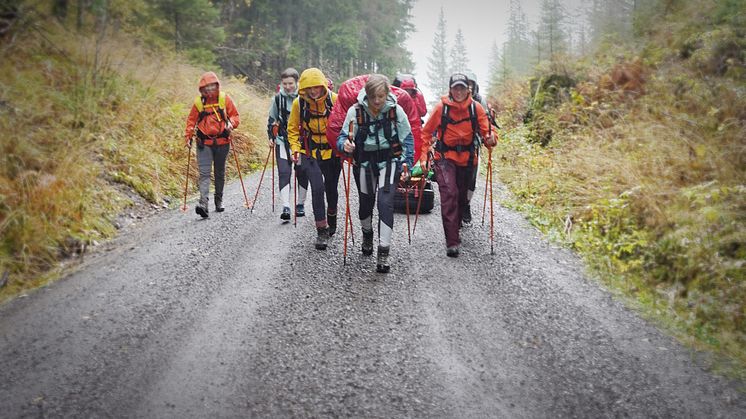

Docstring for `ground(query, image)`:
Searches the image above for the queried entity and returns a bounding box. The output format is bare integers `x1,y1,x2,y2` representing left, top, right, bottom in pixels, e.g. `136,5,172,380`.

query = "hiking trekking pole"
250,146,272,213
181,139,193,212
271,145,275,212
230,138,251,209
293,155,298,228
401,163,411,245
340,158,355,246
342,159,351,266
488,147,495,255
412,154,431,236
481,161,490,225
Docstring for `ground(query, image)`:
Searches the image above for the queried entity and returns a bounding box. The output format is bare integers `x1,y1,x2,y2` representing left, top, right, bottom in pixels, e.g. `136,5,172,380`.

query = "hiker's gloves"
484,133,497,148
185,136,193,148
225,120,234,133
343,139,355,154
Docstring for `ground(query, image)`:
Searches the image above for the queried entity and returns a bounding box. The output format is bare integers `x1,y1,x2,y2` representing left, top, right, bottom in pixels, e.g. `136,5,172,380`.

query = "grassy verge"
0,9,269,300
489,2,745,378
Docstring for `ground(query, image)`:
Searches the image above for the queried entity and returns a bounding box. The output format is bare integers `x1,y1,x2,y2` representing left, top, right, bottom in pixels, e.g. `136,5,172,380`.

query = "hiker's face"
368,90,387,113
451,85,469,102
281,77,297,94
202,83,218,94
308,86,324,99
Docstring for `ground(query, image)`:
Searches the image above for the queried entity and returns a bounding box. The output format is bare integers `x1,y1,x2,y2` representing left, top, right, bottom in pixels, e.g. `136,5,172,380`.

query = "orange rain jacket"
420,95,489,167
185,72,240,146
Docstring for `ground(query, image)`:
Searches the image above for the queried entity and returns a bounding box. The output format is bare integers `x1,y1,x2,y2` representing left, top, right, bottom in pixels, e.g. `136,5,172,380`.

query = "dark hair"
280,68,299,81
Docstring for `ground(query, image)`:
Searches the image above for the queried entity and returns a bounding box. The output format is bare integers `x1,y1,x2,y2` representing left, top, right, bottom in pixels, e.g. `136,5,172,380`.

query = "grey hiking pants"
197,143,230,208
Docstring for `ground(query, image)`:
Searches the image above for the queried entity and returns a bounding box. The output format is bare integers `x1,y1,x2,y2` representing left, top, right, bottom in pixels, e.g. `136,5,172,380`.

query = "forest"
0,0,744,376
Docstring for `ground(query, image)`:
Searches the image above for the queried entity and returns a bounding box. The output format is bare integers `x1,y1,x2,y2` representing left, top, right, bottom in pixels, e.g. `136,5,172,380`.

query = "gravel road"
1,169,744,418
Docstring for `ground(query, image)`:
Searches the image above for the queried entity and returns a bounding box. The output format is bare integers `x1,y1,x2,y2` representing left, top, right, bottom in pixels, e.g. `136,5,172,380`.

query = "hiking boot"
327,213,337,236
295,204,306,217
361,229,374,256
195,204,209,218
280,206,291,221
315,227,329,250
461,204,472,225
446,246,459,258
215,197,225,213
376,246,390,273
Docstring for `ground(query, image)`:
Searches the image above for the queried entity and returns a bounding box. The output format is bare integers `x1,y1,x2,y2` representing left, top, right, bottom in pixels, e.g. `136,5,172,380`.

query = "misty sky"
406,0,582,102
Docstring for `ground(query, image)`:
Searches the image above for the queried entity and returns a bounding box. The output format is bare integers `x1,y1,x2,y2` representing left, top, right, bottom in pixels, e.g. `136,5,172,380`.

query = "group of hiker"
184,67,498,273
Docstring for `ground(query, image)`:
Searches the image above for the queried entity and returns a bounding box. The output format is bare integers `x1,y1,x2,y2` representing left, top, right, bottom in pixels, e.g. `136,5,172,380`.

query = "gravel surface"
1,169,744,418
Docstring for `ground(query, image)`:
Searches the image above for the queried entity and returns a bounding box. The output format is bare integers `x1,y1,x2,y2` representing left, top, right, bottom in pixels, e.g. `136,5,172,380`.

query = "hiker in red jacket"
184,71,240,218
420,73,495,257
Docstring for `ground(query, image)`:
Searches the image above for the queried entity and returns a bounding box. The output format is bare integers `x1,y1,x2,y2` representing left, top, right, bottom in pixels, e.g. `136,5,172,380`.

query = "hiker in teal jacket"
337,74,413,273
268,68,308,221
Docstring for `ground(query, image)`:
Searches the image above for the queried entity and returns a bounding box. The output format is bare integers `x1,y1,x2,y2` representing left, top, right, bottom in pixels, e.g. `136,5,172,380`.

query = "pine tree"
538,0,568,60
449,27,470,74
486,40,502,97
426,6,449,97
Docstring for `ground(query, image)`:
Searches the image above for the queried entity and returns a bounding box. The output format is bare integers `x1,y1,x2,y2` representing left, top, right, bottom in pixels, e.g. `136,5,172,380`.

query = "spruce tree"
426,6,449,97
449,27,470,74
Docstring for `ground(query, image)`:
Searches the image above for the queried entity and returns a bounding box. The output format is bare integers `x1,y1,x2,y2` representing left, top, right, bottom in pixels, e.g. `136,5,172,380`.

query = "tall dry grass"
0,14,270,299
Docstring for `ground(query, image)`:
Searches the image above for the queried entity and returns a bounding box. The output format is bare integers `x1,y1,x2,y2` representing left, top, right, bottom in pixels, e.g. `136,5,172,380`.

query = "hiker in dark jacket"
268,68,308,222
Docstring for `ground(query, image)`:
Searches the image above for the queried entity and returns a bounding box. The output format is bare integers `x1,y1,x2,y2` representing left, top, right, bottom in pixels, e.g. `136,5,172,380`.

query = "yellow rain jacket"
287,68,338,160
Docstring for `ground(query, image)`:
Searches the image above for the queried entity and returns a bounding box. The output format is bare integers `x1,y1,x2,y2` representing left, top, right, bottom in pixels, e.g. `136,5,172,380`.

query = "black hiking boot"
461,204,472,226
446,246,460,258
376,246,390,273
215,197,225,213
362,229,374,256
280,206,291,221
315,227,329,250
295,204,306,217
327,213,337,236
195,203,209,218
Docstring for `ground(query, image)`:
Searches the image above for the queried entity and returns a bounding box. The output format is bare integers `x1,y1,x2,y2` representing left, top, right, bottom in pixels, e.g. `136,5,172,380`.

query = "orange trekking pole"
481,161,490,225
293,153,298,228
342,121,355,265
401,163,411,244
340,157,355,244
271,145,275,212
181,139,193,212
230,138,251,209
250,146,272,213
488,147,495,255
412,153,431,235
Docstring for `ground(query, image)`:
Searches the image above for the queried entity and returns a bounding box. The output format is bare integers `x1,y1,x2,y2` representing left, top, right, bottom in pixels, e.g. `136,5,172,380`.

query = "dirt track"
1,170,744,418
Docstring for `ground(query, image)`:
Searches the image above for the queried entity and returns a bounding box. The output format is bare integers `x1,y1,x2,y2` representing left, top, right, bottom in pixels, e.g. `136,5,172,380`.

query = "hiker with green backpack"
268,68,309,222
336,74,413,273
184,71,240,218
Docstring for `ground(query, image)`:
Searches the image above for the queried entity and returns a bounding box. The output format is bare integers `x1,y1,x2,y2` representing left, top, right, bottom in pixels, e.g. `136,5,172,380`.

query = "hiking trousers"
276,141,308,208
296,154,341,227
197,143,230,207
435,159,475,248
354,161,401,248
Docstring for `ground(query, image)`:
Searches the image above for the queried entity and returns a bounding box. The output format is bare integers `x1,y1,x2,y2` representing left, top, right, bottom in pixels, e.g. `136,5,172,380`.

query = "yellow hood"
298,67,329,100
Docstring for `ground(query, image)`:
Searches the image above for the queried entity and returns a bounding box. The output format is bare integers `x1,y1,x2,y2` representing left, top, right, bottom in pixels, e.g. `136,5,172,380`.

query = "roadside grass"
488,3,745,379
0,13,268,301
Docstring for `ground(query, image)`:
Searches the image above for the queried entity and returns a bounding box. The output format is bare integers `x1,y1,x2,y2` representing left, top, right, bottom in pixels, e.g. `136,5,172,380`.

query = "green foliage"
491,0,746,375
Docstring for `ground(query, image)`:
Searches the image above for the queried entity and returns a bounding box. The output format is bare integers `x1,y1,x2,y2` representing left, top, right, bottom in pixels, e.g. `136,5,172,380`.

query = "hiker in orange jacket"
184,71,240,218
420,73,495,257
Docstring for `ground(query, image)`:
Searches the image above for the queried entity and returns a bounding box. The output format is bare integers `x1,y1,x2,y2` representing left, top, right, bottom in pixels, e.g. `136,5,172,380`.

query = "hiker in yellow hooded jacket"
287,68,340,250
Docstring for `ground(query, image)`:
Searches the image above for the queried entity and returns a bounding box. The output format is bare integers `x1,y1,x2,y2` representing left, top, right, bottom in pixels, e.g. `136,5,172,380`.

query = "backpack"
436,100,481,166
352,104,403,192
299,95,334,159
193,91,231,144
